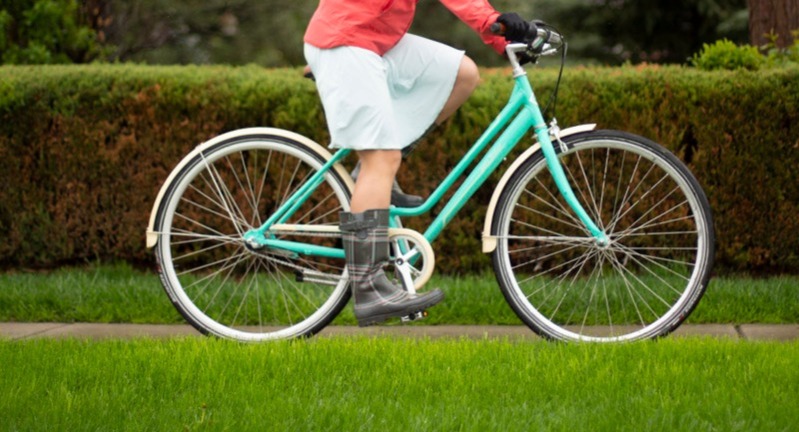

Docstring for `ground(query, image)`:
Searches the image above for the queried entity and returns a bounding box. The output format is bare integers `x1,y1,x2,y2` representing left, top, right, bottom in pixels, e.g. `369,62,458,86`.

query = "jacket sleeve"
439,0,507,54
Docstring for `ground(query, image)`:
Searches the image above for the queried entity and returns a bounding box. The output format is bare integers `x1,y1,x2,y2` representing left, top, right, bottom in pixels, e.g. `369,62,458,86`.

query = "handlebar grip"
543,29,563,45
490,20,541,44
492,19,563,47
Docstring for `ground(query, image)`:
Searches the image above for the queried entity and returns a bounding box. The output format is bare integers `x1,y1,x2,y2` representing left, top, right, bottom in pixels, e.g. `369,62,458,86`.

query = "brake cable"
537,23,567,121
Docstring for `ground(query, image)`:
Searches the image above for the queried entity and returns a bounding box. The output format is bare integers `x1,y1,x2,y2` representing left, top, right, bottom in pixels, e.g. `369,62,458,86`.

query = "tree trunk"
747,0,799,48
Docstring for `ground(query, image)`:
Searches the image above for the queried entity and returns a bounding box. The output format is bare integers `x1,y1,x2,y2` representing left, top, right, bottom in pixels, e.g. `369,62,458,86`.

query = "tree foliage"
88,0,749,66
547,0,749,64
0,0,108,64
1,0,752,66
101,0,315,66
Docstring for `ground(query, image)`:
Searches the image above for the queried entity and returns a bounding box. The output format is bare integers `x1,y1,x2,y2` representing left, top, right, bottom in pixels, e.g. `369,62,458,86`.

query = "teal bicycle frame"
243,62,608,259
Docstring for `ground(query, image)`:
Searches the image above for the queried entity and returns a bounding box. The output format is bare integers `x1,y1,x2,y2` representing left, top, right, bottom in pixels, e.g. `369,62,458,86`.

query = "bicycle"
146,24,715,343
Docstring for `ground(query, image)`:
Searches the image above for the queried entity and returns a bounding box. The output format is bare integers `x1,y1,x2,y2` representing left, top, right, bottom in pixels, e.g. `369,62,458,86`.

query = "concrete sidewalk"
2,322,798,341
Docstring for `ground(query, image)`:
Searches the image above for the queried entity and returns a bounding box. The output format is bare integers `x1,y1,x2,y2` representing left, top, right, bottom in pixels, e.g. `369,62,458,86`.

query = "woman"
304,0,530,326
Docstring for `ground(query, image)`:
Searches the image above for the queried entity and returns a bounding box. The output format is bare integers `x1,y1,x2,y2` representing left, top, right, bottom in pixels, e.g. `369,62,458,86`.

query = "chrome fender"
482,124,597,253
145,127,354,248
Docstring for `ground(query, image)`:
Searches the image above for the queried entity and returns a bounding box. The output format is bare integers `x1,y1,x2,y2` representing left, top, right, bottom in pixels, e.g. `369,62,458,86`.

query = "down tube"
423,110,534,243
391,86,527,219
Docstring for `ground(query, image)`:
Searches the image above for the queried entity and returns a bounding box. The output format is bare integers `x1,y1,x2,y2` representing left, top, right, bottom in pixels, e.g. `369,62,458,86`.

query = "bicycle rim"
154,134,352,341
493,131,714,342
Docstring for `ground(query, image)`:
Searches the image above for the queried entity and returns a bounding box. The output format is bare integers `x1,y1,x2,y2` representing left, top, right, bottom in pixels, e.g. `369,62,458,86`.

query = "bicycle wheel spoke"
518,248,594,289
199,251,251,313
200,157,251,235
172,240,234,263
251,149,274,227
563,150,604,229
579,252,607,333
512,242,584,271
616,185,682,236
605,250,649,325
295,190,342,225
608,247,672,312
187,176,248,229
620,249,686,298
278,157,306,207
614,198,691,241
222,154,256,224
612,212,695,239
598,147,611,228
155,137,352,341
494,133,712,341
515,201,587,233
606,167,664,234
526,177,585,230
606,153,651,232
155,229,239,245
546,247,601,322
614,242,693,283
510,216,591,240
505,234,595,246
227,257,260,327
234,152,262,227
180,194,245,228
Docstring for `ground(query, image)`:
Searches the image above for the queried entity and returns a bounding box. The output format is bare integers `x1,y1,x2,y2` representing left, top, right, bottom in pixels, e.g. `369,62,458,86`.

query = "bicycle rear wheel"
152,130,352,341
491,130,714,342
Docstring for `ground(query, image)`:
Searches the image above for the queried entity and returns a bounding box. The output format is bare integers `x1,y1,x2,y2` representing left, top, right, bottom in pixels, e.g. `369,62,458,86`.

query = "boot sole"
356,290,445,327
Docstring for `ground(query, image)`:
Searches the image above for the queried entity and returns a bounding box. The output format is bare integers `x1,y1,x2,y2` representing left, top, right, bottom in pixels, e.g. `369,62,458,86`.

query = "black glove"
496,13,530,42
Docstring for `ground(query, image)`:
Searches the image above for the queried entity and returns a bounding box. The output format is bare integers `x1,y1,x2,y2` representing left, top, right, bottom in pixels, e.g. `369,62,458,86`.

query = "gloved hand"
496,13,531,42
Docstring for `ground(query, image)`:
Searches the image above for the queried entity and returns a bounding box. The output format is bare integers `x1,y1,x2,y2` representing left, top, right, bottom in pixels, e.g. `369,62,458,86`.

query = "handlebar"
490,21,563,48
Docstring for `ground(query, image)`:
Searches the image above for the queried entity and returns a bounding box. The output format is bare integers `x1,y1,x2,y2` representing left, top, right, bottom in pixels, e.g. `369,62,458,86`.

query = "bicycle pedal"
401,310,428,323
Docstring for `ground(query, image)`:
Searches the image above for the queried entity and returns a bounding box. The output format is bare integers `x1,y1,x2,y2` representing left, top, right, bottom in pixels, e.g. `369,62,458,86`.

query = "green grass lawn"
2,265,797,431
0,263,797,325
1,337,797,431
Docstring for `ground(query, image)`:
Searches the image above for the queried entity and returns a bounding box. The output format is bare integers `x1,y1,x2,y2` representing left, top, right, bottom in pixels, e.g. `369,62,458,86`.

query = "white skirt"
304,34,464,150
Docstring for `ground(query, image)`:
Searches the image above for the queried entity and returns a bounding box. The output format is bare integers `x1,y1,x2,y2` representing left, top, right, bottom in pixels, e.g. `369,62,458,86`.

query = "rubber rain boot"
340,209,443,326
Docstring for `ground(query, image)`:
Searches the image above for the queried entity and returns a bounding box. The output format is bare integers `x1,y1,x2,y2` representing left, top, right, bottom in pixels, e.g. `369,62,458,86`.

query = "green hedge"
1,64,798,274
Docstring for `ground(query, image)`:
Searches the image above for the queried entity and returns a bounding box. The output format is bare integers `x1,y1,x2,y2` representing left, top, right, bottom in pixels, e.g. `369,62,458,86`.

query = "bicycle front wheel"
152,130,353,341
491,130,714,342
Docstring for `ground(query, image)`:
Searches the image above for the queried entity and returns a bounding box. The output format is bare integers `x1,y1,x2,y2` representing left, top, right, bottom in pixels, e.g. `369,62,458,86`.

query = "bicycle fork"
520,78,609,247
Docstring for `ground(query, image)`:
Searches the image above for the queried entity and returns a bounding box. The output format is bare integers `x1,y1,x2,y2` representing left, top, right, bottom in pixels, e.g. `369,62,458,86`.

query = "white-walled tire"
491,130,714,342
152,132,352,341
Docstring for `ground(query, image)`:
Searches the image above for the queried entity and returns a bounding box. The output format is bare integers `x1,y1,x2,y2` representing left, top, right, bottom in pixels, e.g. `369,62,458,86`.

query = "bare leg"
349,56,480,212
350,149,402,213
337,54,476,326
435,56,480,124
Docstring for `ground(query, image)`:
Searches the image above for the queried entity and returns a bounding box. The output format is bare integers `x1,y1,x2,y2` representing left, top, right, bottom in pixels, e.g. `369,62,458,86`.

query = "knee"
382,150,402,174
360,150,402,176
457,56,480,94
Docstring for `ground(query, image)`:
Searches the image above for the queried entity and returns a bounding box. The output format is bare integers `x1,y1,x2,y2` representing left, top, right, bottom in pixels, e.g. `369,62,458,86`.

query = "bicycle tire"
152,130,353,341
491,130,714,342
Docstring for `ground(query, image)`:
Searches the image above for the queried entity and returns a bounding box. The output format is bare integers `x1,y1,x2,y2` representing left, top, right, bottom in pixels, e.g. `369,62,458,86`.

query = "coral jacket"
304,0,506,56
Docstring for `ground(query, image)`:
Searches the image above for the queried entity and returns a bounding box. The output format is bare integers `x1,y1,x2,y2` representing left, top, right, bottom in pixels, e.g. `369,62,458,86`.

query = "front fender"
481,123,596,253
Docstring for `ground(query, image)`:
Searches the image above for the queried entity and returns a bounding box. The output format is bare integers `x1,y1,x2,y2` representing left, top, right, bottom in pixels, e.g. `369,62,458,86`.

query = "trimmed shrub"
691,39,764,71
1,64,798,274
